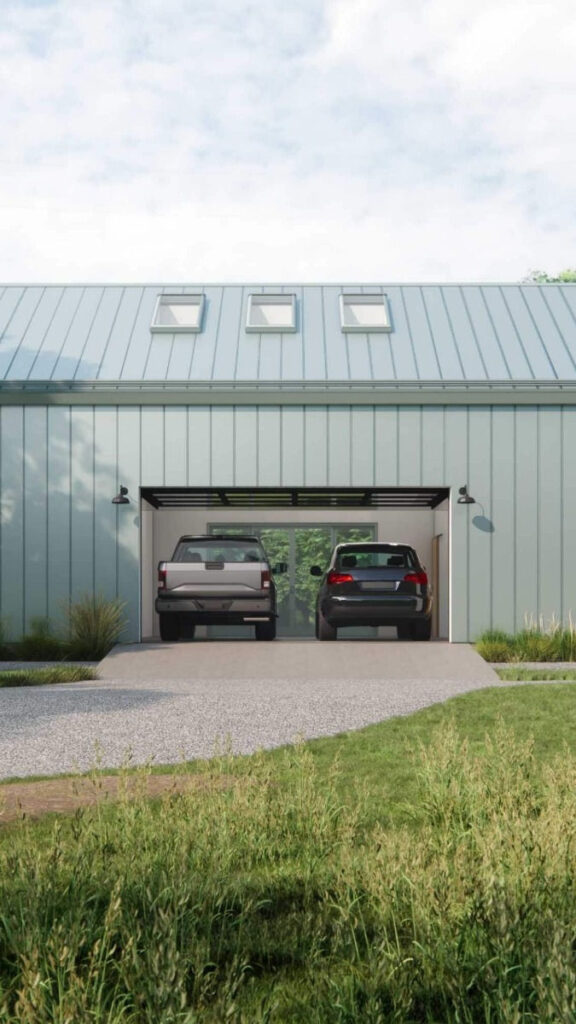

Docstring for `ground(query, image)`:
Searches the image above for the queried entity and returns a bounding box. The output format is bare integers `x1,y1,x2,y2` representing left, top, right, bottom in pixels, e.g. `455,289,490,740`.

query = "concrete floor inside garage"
140,488,450,643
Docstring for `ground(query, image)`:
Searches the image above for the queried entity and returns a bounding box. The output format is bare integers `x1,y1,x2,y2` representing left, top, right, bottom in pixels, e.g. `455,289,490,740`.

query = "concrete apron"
100,641,498,685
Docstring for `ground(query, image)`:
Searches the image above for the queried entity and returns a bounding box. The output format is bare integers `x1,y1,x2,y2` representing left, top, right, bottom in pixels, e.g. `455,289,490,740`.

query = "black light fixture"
457,485,476,505
112,485,130,505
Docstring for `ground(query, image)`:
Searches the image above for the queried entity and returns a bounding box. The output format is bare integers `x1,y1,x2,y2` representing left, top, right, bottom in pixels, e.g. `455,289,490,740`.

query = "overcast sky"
1,0,575,282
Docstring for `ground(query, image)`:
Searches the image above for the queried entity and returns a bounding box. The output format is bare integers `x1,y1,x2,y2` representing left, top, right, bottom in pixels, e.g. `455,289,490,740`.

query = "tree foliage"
524,268,576,283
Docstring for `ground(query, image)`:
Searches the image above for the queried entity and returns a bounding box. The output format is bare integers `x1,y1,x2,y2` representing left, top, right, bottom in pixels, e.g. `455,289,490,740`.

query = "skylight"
340,294,392,332
246,294,296,332
151,294,205,332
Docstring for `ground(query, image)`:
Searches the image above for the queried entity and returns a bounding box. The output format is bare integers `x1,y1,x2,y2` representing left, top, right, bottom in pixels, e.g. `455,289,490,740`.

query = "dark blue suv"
310,542,433,641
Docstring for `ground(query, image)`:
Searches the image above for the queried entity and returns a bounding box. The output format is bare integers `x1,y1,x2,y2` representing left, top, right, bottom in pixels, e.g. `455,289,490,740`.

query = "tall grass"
476,614,576,662
2,727,576,1021
66,593,127,660
0,598,126,663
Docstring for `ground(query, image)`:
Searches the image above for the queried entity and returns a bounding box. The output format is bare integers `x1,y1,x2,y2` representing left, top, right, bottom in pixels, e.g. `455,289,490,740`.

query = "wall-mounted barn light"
457,485,476,505
112,485,130,505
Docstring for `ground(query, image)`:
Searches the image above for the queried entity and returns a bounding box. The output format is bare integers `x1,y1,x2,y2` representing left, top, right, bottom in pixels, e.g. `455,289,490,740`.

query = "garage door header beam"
141,487,450,510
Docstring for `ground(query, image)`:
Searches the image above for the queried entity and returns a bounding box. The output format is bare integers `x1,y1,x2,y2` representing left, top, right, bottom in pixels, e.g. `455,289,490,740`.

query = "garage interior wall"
142,506,449,640
1,403,575,643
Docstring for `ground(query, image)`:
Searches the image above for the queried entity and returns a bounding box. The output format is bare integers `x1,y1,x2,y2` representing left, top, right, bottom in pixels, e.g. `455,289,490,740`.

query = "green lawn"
2,684,576,1022
0,664,98,686
496,667,576,682
261,683,576,827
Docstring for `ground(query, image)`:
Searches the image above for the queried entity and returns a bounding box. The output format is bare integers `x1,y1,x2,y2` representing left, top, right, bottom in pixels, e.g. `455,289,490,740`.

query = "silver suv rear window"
173,539,265,563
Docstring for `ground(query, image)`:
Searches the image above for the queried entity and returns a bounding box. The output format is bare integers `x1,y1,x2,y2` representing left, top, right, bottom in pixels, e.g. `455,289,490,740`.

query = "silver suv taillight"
261,569,271,590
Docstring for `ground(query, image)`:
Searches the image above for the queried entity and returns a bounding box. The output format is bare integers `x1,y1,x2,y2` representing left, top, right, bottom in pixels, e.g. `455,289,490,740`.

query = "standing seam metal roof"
0,284,575,384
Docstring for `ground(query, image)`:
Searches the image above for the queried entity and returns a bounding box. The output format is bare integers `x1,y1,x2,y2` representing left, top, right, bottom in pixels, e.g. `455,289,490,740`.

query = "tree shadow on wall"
0,390,139,641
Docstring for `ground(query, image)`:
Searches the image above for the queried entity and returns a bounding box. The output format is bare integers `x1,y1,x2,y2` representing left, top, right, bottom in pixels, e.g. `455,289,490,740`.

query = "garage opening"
141,487,450,641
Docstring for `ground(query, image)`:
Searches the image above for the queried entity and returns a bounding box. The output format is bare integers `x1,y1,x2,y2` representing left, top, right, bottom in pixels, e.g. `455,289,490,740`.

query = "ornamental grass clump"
475,628,515,662
514,614,576,661
2,727,576,1020
66,594,127,661
477,614,576,662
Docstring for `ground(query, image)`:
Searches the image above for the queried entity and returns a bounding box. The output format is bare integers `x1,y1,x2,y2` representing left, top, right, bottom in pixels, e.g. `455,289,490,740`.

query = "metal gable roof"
0,283,575,387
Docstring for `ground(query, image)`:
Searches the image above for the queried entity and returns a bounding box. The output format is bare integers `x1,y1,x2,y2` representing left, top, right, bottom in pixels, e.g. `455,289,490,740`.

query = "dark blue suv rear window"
336,545,417,570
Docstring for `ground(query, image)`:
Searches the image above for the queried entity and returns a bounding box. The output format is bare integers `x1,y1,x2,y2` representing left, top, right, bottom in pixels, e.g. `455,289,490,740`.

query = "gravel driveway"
0,641,498,780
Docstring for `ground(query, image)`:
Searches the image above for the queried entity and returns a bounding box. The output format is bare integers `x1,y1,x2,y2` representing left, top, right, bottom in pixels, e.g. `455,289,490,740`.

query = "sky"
1,0,575,282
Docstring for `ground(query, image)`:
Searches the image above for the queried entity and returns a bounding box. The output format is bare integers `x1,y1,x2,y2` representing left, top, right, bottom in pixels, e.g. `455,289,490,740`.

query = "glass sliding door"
210,523,375,636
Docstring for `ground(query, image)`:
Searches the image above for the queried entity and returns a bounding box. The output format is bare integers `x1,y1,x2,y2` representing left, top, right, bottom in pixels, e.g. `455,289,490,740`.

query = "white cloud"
0,0,574,281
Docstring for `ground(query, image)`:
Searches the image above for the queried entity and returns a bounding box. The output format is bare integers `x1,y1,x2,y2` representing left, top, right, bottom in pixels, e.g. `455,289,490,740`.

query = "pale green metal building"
1,282,575,642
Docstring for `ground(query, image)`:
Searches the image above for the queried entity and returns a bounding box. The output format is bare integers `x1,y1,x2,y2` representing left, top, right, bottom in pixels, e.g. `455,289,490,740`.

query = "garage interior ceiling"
141,487,450,509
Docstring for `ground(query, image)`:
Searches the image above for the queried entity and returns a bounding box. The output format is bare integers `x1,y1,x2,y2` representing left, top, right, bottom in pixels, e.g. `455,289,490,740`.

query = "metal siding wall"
24,407,48,624
210,407,234,483
1,408,25,634
93,408,117,601
514,408,539,625
47,407,72,630
563,408,576,623
398,407,422,485
3,402,576,643
280,407,304,485
491,408,515,631
421,406,445,484
444,407,469,641
117,408,141,639
374,408,399,484
351,408,375,486
467,408,491,639
140,408,165,486
70,408,96,605
257,407,281,486
188,407,211,485
305,408,328,485
235,407,258,486
538,408,562,622
328,407,351,486
164,407,188,485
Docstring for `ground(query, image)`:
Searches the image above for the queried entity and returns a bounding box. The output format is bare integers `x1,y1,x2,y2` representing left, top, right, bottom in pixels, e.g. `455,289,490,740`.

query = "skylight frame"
339,293,392,333
246,293,297,333
150,294,206,333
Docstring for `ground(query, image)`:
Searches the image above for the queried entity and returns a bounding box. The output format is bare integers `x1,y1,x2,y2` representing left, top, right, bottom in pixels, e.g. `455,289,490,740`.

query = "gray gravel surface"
0,642,501,780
